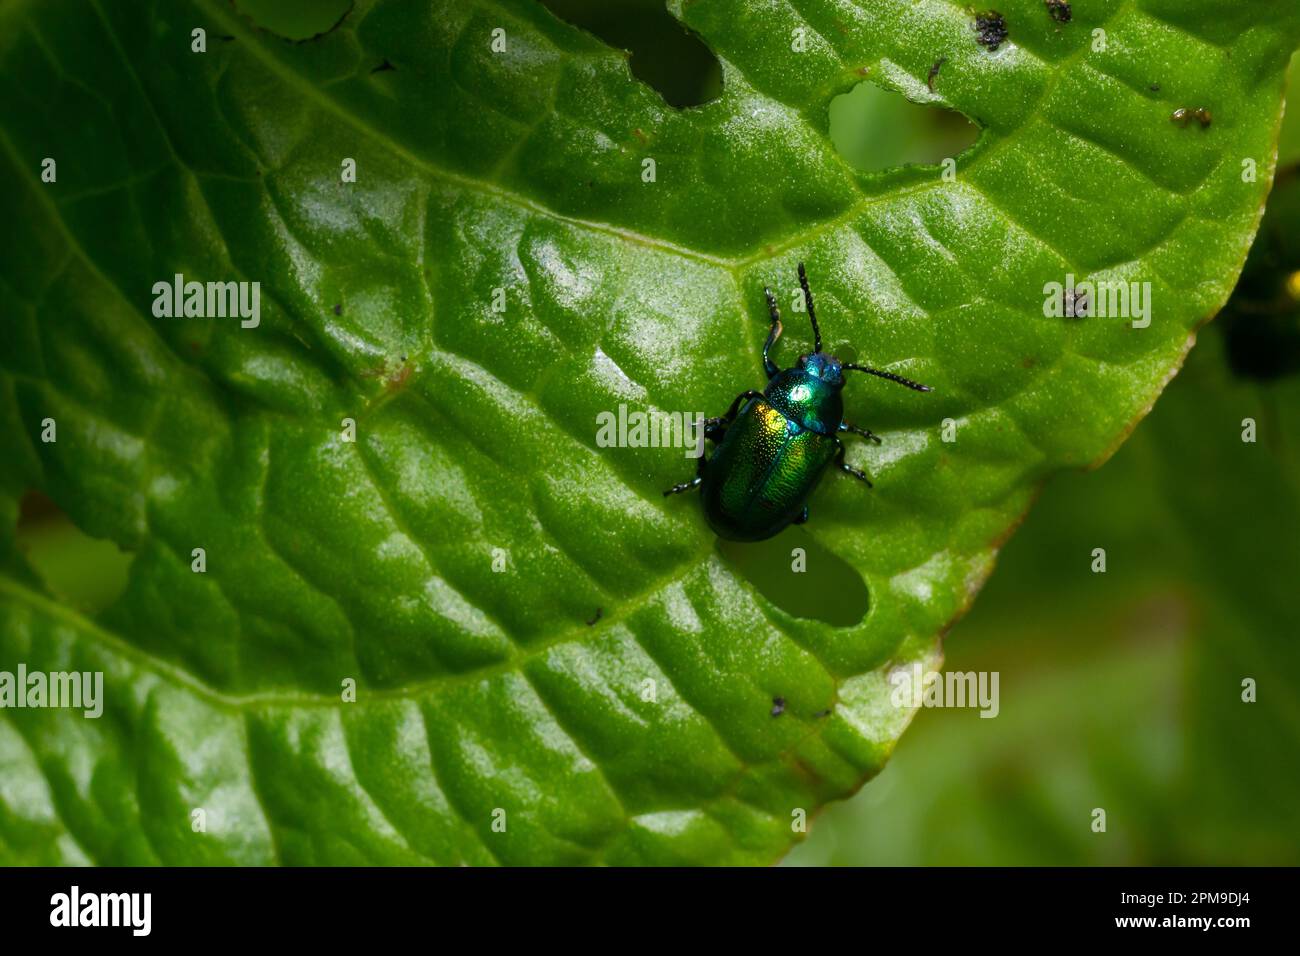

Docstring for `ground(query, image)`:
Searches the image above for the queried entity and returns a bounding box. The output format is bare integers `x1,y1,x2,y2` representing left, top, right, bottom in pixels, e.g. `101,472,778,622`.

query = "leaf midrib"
0,534,720,709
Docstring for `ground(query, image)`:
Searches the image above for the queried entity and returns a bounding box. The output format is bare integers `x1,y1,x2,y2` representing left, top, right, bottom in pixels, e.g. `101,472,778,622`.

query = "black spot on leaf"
1045,0,1072,24
973,12,1009,51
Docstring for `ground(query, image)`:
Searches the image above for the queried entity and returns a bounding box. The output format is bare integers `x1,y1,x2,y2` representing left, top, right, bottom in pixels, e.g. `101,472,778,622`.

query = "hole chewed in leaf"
16,492,133,616
719,527,869,628
535,0,722,107
829,79,980,173
232,0,353,42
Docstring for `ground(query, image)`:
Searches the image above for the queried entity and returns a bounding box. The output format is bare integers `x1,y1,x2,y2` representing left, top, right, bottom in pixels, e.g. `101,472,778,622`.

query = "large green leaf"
0,0,1296,865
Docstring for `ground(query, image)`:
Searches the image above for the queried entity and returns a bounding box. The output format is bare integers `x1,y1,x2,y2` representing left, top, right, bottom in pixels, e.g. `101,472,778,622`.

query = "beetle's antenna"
762,286,783,378
842,364,933,392
797,262,822,354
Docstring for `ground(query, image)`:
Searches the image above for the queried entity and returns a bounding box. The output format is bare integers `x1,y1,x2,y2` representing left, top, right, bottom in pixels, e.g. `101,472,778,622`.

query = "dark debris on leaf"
927,57,947,92
973,12,1009,51
387,365,412,391
1172,107,1212,128
1045,0,1072,24
586,607,603,626
371,58,396,74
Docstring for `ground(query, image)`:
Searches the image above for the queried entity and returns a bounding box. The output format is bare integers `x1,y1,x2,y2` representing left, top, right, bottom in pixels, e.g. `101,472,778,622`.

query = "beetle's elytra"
664,263,931,542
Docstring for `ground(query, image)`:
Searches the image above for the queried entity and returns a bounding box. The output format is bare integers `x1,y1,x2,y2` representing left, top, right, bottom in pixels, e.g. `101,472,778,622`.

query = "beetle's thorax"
765,357,844,435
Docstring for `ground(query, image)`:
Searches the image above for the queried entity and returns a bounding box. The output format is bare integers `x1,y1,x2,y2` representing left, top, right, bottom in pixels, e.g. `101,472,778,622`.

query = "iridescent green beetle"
664,263,931,542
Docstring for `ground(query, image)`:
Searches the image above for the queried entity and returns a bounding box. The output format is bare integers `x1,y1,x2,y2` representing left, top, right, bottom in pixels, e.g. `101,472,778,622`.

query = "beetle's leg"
792,505,810,525
703,419,729,442
663,453,707,497
705,389,765,440
762,287,783,378
723,389,765,419
798,263,822,354
835,438,873,488
840,421,882,445
663,476,702,496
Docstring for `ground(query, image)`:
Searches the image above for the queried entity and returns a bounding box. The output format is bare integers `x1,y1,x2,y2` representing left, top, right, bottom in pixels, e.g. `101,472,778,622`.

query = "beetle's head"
798,352,844,387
